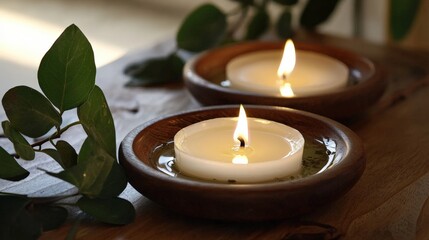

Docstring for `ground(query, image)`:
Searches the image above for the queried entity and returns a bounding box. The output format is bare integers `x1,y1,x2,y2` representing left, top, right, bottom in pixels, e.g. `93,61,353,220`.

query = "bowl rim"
119,105,365,192
184,40,381,99
182,41,387,120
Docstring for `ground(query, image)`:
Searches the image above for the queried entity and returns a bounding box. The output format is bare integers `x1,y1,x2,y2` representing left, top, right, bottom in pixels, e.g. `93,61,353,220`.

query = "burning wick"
234,105,249,148
237,136,245,148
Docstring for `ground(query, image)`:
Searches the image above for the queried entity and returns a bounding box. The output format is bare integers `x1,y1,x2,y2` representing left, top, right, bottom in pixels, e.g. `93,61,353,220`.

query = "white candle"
174,106,304,183
227,40,349,96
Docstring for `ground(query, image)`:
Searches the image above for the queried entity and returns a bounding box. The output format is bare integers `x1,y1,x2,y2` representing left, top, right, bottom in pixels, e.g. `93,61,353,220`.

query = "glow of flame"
232,155,248,165
233,105,249,146
280,82,295,97
277,39,296,80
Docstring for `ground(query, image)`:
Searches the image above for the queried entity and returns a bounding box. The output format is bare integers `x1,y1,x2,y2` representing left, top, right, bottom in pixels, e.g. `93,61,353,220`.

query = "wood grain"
119,105,365,221
1,32,428,239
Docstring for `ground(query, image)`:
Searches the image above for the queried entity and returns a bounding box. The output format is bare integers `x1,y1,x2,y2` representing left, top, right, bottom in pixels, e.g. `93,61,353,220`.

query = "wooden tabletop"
2,32,429,239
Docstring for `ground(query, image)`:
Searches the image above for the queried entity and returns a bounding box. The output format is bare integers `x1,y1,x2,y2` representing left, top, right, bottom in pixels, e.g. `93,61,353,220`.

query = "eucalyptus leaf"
2,121,35,160
77,196,135,225
77,138,127,198
46,139,121,198
276,9,293,39
0,195,30,223
299,0,340,29
77,86,116,157
46,151,114,197
390,0,421,40
77,137,92,164
0,146,29,181
245,8,270,40
55,140,78,169
177,4,227,52
31,205,68,231
38,24,96,113
125,53,184,87
0,195,42,240
273,0,299,6
9,208,42,240
97,161,127,198
41,149,62,167
2,86,61,138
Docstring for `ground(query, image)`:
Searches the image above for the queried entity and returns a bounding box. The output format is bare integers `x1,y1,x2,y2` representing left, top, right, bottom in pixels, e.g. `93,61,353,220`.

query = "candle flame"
232,155,248,165
280,82,295,97
277,39,296,80
233,105,248,146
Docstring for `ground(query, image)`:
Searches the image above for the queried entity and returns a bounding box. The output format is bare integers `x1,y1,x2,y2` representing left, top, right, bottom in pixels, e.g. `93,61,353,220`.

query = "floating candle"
174,105,304,183
227,40,349,96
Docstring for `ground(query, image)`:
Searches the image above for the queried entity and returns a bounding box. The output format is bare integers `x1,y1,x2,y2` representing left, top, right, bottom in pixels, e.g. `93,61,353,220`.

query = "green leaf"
55,140,78,169
0,146,29,181
46,139,125,198
77,138,127,198
299,0,341,29
31,205,68,231
0,195,42,240
41,148,62,167
38,24,96,113
42,142,77,170
46,152,114,197
177,4,227,52
276,9,293,39
0,195,30,223
390,0,421,40
245,8,270,40
2,86,62,138
273,0,299,6
77,138,91,164
97,161,127,198
10,211,42,240
77,86,116,157
77,196,135,225
125,53,184,87
2,121,35,160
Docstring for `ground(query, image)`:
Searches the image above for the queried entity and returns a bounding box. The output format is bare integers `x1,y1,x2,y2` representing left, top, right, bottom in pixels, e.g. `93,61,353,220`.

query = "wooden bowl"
184,41,387,119
119,105,365,221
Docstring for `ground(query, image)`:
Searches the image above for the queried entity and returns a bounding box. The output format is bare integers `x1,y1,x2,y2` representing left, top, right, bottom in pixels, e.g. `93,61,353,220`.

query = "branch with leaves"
0,24,135,239
125,0,340,86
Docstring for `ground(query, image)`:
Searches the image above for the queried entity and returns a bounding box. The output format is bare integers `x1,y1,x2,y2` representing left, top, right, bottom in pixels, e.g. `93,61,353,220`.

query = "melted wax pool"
151,137,337,183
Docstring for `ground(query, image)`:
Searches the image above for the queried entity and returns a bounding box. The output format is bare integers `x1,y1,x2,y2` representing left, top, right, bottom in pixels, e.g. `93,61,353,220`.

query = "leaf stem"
30,121,81,148
66,213,84,240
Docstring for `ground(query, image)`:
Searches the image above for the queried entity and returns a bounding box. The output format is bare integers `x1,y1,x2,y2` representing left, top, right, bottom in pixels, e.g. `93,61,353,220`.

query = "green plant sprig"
125,0,341,87
0,24,135,239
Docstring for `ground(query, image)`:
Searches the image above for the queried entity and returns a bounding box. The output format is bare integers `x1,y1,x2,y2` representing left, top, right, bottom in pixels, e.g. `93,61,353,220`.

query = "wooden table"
1,32,429,239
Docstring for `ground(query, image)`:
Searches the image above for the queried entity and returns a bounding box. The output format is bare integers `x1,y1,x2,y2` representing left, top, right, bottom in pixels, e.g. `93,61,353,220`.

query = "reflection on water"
152,137,337,183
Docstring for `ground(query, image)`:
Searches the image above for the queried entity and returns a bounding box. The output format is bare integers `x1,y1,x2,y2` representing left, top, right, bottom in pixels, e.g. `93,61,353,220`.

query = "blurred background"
0,0,427,98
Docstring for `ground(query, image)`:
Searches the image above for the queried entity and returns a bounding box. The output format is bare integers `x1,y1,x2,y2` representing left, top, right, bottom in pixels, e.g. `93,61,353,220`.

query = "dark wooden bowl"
119,105,365,221
184,41,387,119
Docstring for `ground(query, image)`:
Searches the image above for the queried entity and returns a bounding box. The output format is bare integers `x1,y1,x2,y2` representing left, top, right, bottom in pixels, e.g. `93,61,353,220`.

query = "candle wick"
237,136,245,148
281,73,287,81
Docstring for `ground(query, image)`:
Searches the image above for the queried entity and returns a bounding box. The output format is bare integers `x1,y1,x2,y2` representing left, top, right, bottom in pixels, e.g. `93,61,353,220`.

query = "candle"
227,40,349,96
174,105,304,183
